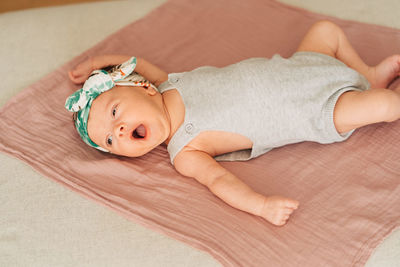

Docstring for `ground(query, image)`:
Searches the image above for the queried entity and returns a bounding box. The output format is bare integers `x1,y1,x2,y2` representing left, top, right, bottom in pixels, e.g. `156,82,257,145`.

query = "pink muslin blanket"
1,0,400,266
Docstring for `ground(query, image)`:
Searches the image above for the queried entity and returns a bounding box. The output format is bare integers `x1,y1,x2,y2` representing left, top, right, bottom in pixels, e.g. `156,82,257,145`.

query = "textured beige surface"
0,0,113,13
0,0,399,266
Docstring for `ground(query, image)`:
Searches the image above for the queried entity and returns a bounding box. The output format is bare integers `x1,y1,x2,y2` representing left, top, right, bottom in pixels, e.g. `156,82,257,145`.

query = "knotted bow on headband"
65,57,156,152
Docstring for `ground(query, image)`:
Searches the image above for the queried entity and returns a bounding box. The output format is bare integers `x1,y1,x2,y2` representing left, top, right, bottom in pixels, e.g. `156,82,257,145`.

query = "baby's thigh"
333,89,395,133
296,20,340,57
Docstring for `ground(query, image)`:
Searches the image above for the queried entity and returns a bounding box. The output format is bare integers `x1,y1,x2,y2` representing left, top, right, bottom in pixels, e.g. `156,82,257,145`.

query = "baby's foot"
260,196,299,226
368,55,400,89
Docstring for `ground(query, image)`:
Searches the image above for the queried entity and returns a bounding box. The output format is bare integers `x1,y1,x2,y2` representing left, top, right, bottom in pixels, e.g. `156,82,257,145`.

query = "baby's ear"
145,86,158,96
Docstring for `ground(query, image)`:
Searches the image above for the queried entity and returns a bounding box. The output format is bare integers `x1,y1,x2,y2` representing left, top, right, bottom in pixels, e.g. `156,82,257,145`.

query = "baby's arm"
68,54,168,87
174,150,299,226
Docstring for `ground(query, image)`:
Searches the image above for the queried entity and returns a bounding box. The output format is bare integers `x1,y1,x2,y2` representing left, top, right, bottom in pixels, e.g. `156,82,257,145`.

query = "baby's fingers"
68,58,95,83
68,70,80,83
68,70,86,84
285,199,299,209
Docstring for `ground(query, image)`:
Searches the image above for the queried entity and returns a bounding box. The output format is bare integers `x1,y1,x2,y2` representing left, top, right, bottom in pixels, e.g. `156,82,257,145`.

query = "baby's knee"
312,20,339,30
310,20,341,37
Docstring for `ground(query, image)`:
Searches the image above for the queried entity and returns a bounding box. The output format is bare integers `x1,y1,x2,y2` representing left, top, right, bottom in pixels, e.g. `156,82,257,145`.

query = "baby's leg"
334,88,400,133
297,20,400,89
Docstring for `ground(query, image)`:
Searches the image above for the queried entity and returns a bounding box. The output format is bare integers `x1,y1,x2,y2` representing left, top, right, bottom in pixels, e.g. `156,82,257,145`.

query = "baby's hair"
72,112,78,130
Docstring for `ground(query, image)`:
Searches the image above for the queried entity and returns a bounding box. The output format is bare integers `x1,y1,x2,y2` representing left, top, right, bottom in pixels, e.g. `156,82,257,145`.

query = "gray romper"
158,51,370,164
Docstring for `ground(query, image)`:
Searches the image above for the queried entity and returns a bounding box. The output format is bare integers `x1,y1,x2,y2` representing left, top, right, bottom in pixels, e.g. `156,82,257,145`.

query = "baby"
66,21,400,226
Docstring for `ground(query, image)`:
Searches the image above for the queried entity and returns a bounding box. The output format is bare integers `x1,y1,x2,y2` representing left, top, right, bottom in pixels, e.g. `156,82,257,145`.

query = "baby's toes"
394,54,400,71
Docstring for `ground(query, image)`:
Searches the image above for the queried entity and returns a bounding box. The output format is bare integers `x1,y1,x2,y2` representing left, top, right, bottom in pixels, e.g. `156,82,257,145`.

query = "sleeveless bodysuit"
158,52,370,164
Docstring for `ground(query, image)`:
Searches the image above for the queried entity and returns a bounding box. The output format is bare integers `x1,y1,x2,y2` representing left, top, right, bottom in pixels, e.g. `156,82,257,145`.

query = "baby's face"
87,85,170,157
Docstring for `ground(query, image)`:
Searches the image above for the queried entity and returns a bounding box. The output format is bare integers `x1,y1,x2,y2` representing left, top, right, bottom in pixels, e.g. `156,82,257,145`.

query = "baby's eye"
106,135,113,146
112,104,118,117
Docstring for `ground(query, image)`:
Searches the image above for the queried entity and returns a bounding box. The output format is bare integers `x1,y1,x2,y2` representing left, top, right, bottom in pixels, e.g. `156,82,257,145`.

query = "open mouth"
132,124,146,139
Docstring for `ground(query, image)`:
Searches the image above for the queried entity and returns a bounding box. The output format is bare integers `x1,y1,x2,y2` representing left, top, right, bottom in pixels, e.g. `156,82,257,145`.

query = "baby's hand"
260,196,299,226
68,57,95,84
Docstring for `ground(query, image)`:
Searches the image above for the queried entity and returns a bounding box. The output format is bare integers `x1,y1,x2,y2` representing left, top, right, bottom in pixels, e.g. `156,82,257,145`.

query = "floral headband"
64,57,156,152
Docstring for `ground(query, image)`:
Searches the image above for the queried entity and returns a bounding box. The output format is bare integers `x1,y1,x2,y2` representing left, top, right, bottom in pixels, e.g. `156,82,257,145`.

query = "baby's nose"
114,123,127,138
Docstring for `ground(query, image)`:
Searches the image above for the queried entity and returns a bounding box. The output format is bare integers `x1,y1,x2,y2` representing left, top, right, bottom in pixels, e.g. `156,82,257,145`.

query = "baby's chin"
116,148,151,158
115,142,165,158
